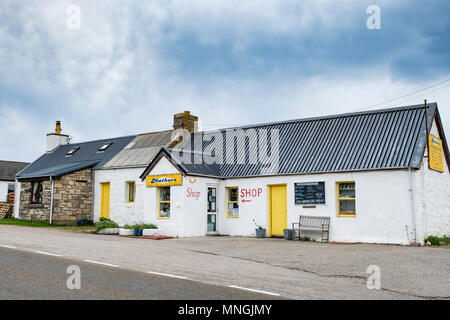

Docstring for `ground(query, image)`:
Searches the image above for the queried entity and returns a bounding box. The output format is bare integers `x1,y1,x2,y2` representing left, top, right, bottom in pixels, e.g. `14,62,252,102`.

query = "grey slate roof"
141,103,449,178
0,160,30,181
17,135,136,181
102,130,174,169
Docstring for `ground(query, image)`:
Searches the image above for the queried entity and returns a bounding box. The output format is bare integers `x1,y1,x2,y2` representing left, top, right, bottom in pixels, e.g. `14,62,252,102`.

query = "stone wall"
19,168,93,225
0,203,13,219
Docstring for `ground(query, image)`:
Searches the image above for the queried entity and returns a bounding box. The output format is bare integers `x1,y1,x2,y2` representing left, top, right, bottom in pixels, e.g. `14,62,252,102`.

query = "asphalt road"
1,226,448,299
0,247,282,300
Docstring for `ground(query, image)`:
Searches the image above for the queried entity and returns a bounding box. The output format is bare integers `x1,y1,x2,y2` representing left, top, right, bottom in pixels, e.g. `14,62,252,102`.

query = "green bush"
124,223,158,230
299,236,312,242
95,218,119,231
426,236,450,246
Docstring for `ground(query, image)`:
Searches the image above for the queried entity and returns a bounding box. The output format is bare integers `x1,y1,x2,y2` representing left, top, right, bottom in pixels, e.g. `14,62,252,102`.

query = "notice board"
294,182,325,205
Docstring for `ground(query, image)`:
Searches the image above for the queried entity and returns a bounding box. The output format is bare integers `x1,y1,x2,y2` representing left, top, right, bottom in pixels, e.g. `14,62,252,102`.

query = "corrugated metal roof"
0,160,30,181
103,130,173,168
17,135,136,181
143,103,447,178
17,161,99,180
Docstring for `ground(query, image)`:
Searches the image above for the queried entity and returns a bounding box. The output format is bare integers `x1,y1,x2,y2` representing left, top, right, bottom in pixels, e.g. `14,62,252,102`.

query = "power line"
389,82,450,108
355,78,450,111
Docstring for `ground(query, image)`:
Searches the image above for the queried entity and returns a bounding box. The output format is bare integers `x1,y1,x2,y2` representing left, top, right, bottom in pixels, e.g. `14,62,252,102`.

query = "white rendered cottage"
130,103,449,245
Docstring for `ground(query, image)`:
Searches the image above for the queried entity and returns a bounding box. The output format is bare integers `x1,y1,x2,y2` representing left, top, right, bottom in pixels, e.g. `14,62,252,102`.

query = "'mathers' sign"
429,135,444,173
146,174,182,187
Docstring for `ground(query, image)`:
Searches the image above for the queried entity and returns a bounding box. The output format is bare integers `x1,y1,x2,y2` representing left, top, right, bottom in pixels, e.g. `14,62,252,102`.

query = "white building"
104,103,449,245
0,160,29,203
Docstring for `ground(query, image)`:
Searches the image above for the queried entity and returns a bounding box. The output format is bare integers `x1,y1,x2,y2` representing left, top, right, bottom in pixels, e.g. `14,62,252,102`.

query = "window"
98,142,113,152
158,187,170,219
127,182,136,203
31,181,43,204
227,187,239,218
66,147,80,156
337,182,356,217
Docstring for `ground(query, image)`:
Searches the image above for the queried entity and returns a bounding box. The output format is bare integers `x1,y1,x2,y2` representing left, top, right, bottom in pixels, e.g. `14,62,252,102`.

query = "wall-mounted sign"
146,174,182,187
429,135,444,173
294,182,325,205
240,188,263,203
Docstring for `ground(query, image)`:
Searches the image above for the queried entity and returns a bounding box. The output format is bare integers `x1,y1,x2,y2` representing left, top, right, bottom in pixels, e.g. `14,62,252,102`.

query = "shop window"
227,187,239,218
158,187,171,219
337,182,356,217
31,181,43,204
127,182,136,203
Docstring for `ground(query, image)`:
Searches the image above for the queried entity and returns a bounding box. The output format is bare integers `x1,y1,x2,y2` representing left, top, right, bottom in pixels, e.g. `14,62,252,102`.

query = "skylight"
98,142,113,152
66,147,80,156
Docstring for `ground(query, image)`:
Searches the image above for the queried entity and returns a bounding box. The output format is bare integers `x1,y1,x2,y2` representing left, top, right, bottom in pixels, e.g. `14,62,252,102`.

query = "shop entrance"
269,185,287,237
207,187,217,233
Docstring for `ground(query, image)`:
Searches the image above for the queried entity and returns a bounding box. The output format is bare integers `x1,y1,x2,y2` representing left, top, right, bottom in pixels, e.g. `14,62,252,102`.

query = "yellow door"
270,185,287,237
100,183,110,219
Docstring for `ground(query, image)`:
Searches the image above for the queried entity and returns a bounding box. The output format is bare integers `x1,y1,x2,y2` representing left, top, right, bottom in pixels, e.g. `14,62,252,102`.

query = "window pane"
208,187,216,212
339,183,355,198
228,202,239,217
228,188,238,202
159,202,170,218
160,187,170,202
128,183,135,202
339,199,355,213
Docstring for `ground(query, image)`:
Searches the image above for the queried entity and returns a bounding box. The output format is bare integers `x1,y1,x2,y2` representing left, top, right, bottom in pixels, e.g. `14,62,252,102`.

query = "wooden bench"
292,215,330,243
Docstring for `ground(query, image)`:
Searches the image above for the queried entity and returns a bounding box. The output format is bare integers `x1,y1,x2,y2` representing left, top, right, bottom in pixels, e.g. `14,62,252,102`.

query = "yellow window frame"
336,181,356,217
226,187,239,218
127,181,136,203
158,186,171,220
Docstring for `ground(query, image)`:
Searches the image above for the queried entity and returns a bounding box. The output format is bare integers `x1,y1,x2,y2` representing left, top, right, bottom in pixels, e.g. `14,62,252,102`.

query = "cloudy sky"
1,0,449,162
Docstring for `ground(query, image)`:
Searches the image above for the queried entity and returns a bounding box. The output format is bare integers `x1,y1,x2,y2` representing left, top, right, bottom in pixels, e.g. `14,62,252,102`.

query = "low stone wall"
19,168,93,225
0,203,13,219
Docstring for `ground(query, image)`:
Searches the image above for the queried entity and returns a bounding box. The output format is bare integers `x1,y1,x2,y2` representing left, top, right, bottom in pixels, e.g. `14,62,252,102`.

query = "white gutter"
49,176,55,224
408,168,417,244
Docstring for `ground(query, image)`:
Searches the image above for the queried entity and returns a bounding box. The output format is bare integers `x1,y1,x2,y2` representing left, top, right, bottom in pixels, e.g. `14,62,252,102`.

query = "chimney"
173,111,198,133
46,120,70,152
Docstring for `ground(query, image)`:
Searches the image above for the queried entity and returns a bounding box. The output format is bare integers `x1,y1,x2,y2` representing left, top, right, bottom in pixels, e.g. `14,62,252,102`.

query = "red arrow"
242,199,252,203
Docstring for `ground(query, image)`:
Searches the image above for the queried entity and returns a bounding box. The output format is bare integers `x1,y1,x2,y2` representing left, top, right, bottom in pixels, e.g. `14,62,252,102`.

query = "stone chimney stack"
46,121,70,152
173,111,198,133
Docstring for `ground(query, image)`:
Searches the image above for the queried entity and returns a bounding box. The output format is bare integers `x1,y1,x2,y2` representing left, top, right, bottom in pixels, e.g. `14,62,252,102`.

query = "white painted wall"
413,118,450,243
140,156,415,244
0,181,9,202
13,180,21,218
94,167,147,226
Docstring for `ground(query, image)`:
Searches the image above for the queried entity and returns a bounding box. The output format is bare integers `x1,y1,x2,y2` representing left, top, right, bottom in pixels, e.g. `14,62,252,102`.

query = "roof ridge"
199,103,437,133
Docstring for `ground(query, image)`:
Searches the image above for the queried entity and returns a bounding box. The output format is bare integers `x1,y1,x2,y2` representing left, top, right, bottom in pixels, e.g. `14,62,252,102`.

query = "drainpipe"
408,169,417,244
49,176,55,224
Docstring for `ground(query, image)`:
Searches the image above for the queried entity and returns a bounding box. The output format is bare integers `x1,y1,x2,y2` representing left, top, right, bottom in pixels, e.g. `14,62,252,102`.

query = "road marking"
36,251,62,257
228,285,280,296
147,271,188,280
0,244,17,249
83,260,118,268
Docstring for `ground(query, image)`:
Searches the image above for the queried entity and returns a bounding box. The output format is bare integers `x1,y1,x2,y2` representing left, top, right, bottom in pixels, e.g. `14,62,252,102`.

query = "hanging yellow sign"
429,135,444,173
146,174,182,187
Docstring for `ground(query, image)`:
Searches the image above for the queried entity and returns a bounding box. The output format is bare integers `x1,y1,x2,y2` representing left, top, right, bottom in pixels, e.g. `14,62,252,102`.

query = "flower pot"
119,228,135,236
255,228,266,238
134,229,143,236
143,229,158,236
